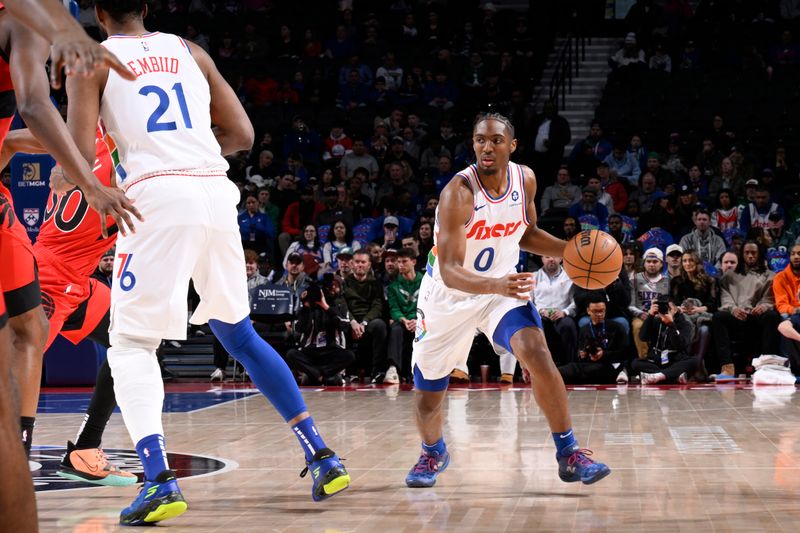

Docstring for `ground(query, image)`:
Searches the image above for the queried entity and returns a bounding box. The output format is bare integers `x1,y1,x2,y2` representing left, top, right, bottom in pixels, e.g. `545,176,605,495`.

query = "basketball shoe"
120,469,187,526
57,441,137,487
405,449,450,488
300,448,350,501
557,445,611,485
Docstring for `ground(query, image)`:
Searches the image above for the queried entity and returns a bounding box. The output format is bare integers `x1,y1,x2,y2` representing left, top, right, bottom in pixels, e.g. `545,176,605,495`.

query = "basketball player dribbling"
405,113,610,488
66,1,349,525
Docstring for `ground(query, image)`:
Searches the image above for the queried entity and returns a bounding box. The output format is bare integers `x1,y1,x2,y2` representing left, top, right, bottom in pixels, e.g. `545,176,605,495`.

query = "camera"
301,273,338,306
656,297,670,314
582,338,603,358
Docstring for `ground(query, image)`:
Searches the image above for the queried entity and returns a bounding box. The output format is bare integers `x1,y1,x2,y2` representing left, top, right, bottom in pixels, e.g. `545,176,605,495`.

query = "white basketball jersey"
426,162,530,289
99,32,228,189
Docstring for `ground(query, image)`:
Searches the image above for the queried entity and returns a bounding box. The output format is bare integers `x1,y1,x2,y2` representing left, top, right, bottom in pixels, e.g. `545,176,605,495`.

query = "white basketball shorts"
109,175,250,340
412,274,543,381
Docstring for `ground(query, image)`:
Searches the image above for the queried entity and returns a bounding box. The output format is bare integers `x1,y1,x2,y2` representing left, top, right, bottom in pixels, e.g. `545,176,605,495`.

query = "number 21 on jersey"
140,82,193,133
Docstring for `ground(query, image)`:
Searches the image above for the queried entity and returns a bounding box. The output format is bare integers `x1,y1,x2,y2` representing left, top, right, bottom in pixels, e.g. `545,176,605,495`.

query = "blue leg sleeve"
209,318,307,422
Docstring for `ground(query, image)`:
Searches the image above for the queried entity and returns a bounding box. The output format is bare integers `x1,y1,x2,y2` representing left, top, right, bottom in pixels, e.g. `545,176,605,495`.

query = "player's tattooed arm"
517,165,567,257
185,40,254,155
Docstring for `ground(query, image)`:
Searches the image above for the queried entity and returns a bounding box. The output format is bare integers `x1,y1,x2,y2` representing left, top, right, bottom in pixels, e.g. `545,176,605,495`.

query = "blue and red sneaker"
405,449,450,488
557,446,611,485
119,469,187,526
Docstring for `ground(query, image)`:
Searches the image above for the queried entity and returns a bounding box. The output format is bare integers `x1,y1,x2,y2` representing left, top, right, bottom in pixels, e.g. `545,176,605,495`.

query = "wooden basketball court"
33,382,800,532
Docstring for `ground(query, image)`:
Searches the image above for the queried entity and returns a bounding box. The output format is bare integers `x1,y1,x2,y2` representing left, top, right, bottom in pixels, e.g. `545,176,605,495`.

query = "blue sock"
136,434,169,480
292,417,328,462
209,318,307,421
553,429,578,457
422,438,446,456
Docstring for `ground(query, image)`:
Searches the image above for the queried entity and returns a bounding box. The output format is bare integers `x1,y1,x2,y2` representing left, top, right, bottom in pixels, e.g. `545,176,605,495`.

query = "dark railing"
549,33,589,111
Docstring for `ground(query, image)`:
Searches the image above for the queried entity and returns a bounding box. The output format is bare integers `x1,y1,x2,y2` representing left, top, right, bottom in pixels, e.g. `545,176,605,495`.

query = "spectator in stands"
597,162,629,213
712,240,781,378
628,133,648,172
630,247,671,358
720,250,738,274
376,215,403,251
246,150,277,187
778,317,800,375
663,134,688,176
569,141,601,181
622,241,643,281
276,252,310,304
645,152,674,188
671,249,717,363
384,136,419,172
322,123,353,164
400,126,421,162
257,187,280,228
587,176,615,215
386,248,422,383
568,187,609,226
345,170,373,220
562,216,578,240
335,247,354,279
424,71,458,110
245,248,270,289
607,214,630,244
379,248,399,291
569,120,613,162
711,189,741,231
559,295,628,385
759,168,783,202
630,172,660,214
238,193,275,255
769,29,800,68
740,186,784,234
417,221,434,261
322,220,362,276
687,164,710,200
342,250,388,383
338,53,372,86
575,271,632,336
648,42,672,72
709,157,745,201
540,166,581,215
764,212,796,259
639,192,680,237
401,234,426,272
609,32,646,70
772,243,800,318
603,142,641,187
673,186,696,235
317,186,354,229
340,138,379,181
271,173,299,222
531,99,572,181
532,256,578,366
280,186,325,256
283,224,324,279
325,24,357,62
376,51,403,91
665,244,684,278
337,68,370,110
679,209,727,266
773,145,795,184
283,116,322,172
419,136,451,173
286,276,354,386
377,162,419,206
433,155,455,194
635,298,698,384
92,247,114,288
282,153,310,186
695,138,723,180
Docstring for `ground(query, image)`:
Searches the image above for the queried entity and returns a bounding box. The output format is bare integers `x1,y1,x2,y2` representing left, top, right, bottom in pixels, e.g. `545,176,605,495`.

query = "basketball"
562,230,623,290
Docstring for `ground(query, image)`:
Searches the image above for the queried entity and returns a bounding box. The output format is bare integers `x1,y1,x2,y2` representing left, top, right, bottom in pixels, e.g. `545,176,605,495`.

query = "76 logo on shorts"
116,253,137,292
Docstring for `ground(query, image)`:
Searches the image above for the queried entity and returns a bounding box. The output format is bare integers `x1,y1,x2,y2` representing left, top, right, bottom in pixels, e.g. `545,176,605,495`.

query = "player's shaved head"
95,0,146,22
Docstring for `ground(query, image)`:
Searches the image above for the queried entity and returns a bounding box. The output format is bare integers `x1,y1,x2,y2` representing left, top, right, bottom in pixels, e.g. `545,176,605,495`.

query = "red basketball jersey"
35,129,117,278
0,45,15,150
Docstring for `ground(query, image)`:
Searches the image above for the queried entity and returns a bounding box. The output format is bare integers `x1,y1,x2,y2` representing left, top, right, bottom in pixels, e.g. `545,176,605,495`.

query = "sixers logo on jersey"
466,219,523,240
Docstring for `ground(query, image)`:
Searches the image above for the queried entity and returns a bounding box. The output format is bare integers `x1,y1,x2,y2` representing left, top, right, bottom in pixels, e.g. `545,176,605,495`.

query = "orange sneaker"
449,369,470,383
57,441,138,486
500,373,514,384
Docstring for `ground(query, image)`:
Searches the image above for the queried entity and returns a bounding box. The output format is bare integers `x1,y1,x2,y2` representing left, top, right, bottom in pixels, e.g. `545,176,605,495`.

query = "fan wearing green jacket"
386,248,424,383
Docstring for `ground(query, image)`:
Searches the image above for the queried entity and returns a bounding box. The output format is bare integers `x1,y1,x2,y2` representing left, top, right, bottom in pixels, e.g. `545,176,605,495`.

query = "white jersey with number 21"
99,31,228,190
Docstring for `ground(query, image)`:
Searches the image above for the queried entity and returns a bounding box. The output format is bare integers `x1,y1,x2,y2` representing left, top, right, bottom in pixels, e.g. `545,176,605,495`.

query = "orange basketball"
562,230,623,290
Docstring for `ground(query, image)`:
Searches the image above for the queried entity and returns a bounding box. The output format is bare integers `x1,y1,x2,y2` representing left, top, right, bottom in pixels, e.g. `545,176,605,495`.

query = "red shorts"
0,183,40,317
36,246,110,351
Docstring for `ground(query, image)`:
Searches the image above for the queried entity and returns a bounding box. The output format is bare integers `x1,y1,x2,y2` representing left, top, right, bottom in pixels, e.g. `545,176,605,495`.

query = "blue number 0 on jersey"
139,82,194,132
